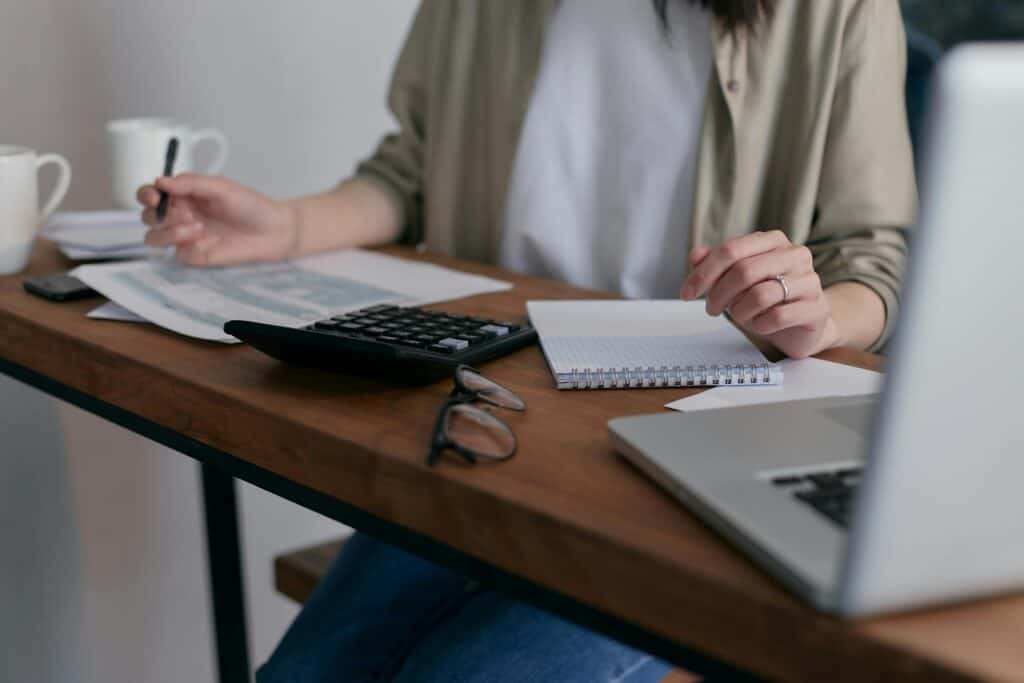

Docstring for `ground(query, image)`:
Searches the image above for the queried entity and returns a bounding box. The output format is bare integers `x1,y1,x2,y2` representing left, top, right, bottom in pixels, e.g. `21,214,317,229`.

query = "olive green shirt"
356,0,917,350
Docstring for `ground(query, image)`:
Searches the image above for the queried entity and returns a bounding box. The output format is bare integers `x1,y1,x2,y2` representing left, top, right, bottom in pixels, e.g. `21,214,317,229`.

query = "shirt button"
727,79,741,93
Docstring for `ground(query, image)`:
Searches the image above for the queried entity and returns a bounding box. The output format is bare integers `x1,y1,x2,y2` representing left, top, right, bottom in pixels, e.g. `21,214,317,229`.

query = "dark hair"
652,0,775,31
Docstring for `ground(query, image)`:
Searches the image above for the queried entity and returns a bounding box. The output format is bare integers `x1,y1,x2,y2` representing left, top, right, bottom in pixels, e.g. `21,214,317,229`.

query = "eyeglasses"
427,365,526,466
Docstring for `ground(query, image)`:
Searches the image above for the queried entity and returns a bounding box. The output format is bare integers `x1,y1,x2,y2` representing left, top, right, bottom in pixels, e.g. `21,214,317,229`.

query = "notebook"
526,300,783,390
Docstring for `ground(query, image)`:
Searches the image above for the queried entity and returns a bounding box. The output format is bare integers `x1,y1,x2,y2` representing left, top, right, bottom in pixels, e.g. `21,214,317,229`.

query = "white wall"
1,1,418,680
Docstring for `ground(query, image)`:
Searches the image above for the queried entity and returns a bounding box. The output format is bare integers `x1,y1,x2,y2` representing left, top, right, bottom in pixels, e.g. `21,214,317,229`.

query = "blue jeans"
257,533,672,682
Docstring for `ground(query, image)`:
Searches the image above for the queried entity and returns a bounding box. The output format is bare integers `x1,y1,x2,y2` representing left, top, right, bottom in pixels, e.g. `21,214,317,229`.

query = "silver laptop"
608,44,1024,617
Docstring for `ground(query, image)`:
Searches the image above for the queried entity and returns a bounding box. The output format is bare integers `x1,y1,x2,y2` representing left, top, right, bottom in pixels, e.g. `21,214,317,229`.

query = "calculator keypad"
307,305,521,358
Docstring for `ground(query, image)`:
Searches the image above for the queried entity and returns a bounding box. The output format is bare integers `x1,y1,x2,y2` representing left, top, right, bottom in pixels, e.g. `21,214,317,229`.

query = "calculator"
224,304,537,384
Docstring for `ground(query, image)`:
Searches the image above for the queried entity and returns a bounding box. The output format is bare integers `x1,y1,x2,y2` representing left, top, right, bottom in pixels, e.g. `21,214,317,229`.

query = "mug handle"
187,128,229,175
36,153,72,223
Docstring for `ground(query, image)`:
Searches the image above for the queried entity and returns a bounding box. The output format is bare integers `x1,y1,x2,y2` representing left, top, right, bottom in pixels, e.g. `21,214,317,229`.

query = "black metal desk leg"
201,464,251,682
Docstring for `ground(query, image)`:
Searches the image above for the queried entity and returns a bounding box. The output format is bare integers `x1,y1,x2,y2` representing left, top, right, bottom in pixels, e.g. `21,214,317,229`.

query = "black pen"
155,137,179,223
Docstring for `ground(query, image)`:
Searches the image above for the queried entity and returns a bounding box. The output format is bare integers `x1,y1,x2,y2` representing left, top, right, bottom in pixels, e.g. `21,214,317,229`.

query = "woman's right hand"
138,174,299,266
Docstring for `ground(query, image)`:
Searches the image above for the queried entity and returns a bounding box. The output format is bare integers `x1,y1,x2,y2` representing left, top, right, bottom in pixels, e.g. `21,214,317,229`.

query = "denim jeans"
257,532,673,683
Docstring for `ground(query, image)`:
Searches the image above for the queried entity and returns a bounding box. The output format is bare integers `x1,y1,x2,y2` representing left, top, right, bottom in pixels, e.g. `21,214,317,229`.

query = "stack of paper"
43,211,155,261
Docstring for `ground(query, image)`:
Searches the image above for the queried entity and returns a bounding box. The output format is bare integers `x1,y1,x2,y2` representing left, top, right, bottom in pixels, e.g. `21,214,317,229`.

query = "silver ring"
773,274,790,303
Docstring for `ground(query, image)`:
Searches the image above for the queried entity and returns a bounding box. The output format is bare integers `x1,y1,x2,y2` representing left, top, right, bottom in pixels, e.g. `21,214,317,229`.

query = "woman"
138,1,916,680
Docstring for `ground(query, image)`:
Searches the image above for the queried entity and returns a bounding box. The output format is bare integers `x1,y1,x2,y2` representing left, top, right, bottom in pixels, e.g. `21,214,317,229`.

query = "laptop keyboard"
771,467,862,529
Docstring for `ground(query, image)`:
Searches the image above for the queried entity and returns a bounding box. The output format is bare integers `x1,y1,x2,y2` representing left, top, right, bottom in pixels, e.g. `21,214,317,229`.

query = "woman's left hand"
681,230,840,358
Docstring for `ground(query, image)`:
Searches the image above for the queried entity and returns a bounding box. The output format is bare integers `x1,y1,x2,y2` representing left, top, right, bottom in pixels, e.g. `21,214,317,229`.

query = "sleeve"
809,0,919,352
354,1,441,245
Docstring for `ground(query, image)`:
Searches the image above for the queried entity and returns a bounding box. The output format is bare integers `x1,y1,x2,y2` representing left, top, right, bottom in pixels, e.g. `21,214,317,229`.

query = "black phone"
23,272,99,302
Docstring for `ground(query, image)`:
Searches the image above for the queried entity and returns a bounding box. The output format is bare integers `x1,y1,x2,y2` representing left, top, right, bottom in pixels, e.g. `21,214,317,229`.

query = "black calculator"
224,304,537,384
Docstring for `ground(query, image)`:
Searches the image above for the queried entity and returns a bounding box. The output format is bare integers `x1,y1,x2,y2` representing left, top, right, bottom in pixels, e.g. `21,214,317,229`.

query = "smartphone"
23,272,99,302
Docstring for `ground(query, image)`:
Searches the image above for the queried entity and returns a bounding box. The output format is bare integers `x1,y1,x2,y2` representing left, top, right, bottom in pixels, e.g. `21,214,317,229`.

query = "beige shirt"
356,0,917,350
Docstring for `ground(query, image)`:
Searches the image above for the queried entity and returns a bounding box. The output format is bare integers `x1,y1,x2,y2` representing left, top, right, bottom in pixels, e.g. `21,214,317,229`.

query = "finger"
705,245,814,316
144,221,205,247
142,202,195,228
155,173,230,201
176,234,222,266
688,245,712,267
137,185,161,208
728,272,823,325
682,230,790,300
750,299,828,336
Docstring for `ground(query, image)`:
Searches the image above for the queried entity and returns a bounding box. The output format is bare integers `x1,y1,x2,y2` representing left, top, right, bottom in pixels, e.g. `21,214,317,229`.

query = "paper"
44,211,147,250
60,244,157,261
73,249,512,343
87,301,148,323
43,210,158,261
666,357,882,412
527,300,781,389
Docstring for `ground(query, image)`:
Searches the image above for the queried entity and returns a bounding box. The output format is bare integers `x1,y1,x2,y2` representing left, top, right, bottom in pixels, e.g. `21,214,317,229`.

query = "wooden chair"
274,538,697,682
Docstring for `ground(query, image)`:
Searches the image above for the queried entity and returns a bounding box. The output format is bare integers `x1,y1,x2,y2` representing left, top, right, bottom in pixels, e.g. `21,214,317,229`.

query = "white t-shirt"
499,0,712,299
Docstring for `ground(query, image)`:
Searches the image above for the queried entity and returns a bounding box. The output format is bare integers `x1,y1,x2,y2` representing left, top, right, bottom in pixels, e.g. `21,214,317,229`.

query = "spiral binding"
559,362,779,390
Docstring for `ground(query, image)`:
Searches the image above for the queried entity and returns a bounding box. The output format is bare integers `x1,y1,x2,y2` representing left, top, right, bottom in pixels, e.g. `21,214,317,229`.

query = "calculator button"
377,335,400,344
438,337,470,351
477,324,510,337
428,343,456,354
395,338,427,348
314,320,341,330
455,334,484,345
365,326,388,335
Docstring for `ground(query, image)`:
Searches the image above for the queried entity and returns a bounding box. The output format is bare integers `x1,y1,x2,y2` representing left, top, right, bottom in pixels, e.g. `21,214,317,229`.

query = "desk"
2,241,1022,682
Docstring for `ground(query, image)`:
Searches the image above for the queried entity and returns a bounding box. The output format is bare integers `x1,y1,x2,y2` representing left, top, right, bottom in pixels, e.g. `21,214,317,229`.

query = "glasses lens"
444,404,516,460
456,367,526,411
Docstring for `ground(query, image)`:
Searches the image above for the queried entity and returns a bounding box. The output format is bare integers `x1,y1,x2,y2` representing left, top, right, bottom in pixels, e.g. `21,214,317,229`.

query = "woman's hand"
138,174,298,266
681,230,841,358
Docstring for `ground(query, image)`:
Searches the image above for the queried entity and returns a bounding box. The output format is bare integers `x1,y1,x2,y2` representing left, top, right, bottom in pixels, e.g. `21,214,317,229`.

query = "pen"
155,137,179,223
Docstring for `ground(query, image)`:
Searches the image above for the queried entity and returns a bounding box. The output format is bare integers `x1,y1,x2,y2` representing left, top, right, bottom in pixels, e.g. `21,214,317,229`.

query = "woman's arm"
285,178,403,258
682,0,915,357
138,174,401,266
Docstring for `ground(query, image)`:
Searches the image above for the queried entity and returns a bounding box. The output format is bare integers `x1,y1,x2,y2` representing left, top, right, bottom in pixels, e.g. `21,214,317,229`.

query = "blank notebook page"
526,300,781,389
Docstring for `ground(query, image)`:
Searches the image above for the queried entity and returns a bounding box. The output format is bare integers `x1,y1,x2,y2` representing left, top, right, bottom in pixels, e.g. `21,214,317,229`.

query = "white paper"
59,243,158,261
666,357,883,412
73,249,512,343
527,300,779,387
43,210,159,261
87,301,148,322
44,211,147,251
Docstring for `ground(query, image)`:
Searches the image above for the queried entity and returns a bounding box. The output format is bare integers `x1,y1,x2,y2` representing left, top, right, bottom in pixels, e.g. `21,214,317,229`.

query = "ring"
773,274,790,303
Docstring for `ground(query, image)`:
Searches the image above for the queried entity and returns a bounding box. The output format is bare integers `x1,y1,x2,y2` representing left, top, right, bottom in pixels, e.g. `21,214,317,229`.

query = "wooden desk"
2,241,1021,682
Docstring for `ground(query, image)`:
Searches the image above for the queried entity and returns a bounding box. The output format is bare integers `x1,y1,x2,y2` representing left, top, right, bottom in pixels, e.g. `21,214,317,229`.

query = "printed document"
73,249,511,343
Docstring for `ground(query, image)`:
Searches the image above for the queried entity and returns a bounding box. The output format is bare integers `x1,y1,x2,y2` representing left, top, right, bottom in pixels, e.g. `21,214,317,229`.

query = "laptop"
608,44,1024,617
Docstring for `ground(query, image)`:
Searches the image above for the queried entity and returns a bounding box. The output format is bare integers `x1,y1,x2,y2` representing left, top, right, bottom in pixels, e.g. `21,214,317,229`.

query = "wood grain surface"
1,241,1020,682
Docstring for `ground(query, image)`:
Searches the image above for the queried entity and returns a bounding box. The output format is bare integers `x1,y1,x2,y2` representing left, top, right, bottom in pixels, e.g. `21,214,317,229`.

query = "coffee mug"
106,117,229,209
0,146,72,275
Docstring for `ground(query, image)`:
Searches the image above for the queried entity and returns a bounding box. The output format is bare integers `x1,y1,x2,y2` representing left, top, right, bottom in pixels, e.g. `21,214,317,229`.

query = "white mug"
106,117,229,209
0,145,72,275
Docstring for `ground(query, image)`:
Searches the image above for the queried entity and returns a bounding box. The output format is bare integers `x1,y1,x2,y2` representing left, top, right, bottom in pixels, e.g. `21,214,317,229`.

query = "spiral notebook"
527,300,783,390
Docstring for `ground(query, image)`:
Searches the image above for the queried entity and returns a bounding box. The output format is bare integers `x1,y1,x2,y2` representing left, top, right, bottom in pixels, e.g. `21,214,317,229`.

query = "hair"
652,0,775,31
